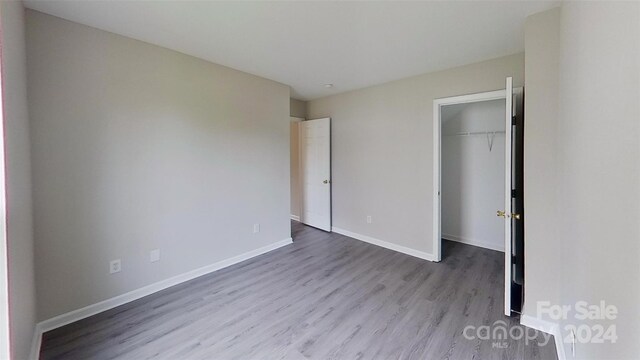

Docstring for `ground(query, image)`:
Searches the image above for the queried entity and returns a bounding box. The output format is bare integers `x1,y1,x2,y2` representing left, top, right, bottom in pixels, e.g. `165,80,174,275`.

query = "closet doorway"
441,98,506,253
433,78,524,316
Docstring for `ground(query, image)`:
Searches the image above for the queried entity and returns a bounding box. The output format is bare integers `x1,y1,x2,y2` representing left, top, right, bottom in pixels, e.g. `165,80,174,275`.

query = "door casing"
432,88,509,262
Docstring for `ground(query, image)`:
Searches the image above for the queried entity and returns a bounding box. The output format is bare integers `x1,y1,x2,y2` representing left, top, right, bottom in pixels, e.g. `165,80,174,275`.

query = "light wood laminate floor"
40,221,557,360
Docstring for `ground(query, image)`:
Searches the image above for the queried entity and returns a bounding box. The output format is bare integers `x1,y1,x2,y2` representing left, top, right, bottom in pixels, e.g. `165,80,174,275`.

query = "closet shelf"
444,130,506,137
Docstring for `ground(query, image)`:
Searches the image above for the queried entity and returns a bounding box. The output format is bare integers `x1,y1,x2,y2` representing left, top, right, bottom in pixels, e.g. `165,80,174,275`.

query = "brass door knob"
497,210,506,218
323,180,329,184
512,213,521,220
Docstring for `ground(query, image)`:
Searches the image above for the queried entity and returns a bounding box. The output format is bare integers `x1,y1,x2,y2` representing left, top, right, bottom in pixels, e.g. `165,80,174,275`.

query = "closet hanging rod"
444,130,506,137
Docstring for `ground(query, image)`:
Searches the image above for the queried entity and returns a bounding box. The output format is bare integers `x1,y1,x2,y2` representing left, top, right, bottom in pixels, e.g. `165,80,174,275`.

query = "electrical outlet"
150,249,160,263
253,223,260,233
366,216,372,224
570,328,576,357
109,259,121,274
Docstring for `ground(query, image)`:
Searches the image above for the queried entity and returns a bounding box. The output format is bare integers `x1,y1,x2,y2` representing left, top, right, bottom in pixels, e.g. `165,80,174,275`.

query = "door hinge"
512,116,517,126
511,189,516,198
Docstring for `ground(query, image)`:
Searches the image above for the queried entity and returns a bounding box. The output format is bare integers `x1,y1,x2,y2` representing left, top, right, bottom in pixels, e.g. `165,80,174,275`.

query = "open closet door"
502,77,514,316
501,77,525,316
300,118,331,231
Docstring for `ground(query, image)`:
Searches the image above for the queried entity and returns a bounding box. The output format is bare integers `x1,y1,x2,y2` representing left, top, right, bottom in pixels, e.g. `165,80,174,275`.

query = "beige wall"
290,98,306,118
525,3,640,358
307,54,523,255
26,10,291,320
289,100,305,219
555,2,639,358
1,2,38,359
290,118,302,219
289,99,304,221
522,7,561,322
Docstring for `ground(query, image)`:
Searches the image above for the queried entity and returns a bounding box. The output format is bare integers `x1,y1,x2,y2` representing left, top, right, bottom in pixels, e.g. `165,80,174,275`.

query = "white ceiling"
23,1,558,101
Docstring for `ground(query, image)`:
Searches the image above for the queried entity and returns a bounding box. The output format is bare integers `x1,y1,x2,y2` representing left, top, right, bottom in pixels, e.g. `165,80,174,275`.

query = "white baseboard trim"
290,214,300,221
29,237,293,360
331,227,435,262
29,323,43,360
442,233,505,252
520,314,566,360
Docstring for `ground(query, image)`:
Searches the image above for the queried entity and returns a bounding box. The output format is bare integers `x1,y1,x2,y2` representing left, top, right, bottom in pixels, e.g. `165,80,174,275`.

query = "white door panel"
300,118,331,231
504,77,513,316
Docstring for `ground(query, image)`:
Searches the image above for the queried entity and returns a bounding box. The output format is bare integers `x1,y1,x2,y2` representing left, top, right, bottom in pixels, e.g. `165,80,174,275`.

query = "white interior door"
503,77,514,316
300,118,331,231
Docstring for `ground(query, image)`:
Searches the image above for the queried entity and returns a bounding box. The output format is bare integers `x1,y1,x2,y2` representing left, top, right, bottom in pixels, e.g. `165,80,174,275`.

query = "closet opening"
433,81,525,316
440,98,507,257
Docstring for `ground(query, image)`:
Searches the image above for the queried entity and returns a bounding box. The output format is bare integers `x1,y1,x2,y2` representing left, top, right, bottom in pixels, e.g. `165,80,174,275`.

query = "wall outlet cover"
109,259,121,274
150,249,160,263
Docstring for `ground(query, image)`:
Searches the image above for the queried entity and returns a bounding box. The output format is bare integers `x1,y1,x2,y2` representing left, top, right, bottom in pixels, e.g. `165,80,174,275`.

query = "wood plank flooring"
39,221,557,360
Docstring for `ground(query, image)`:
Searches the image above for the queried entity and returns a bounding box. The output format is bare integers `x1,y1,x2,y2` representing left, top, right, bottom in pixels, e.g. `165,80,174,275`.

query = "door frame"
432,89,508,262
